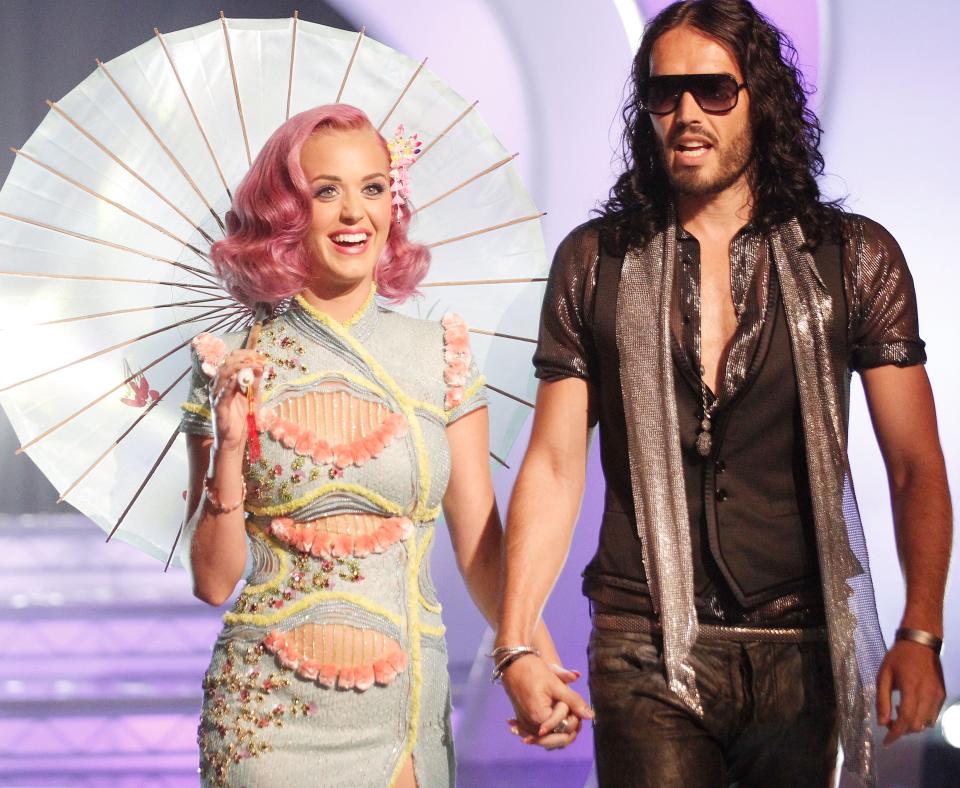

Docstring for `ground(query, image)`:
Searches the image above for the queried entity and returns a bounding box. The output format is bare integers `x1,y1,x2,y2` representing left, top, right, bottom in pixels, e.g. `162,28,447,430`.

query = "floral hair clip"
386,123,421,222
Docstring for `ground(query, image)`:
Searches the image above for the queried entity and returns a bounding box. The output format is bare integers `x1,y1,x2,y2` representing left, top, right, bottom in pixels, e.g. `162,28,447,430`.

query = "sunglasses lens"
695,75,739,112
642,75,741,114
644,78,680,114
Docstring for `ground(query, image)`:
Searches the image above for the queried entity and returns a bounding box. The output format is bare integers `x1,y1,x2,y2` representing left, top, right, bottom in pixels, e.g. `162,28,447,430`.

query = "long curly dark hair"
596,0,842,253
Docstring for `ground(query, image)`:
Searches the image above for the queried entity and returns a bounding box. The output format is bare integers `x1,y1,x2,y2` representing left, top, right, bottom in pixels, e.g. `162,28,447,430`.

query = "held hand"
876,639,946,746
501,654,593,750
209,350,267,452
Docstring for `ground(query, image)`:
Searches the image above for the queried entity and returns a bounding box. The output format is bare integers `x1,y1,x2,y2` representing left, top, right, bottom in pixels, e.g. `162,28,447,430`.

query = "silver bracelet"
895,627,943,655
488,645,540,683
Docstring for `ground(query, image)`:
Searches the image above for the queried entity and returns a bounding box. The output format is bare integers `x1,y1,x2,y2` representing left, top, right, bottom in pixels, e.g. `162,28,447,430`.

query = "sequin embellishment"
199,641,314,786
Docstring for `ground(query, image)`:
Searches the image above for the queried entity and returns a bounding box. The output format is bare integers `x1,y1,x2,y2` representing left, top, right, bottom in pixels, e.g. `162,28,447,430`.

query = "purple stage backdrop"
0,1,956,786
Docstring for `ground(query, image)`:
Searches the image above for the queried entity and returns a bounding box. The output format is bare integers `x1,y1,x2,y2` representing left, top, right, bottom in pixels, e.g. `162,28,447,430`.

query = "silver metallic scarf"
616,213,883,785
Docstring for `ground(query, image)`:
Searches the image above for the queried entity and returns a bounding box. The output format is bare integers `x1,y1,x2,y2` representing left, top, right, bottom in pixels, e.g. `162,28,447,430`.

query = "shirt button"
716,460,726,473
715,489,728,502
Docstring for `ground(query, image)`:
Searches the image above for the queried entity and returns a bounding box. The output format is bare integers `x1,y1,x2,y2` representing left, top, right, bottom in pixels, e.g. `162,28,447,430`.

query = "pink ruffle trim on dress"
191,332,227,377
268,516,414,558
256,408,408,469
441,312,471,410
262,630,408,691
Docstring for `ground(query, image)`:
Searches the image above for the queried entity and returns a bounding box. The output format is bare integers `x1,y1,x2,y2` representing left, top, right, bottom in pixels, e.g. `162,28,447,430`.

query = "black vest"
582,234,848,617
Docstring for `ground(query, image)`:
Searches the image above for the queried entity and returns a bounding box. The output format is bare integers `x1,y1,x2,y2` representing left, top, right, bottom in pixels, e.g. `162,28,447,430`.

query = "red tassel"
246,388,261,463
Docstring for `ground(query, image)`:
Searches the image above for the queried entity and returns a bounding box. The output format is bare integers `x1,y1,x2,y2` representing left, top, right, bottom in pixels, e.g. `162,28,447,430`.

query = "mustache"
665,124,718,148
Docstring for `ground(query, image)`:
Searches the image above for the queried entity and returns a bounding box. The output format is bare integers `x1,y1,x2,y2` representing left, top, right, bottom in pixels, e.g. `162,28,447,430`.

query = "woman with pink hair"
177,105,584,786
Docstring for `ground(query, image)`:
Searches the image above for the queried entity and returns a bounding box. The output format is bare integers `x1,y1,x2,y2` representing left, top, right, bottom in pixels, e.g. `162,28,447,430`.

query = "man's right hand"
500,654,594,749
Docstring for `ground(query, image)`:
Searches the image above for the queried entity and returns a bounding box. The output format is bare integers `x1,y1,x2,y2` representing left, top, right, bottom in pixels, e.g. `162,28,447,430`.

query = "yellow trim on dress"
415,528,434,562
419,623,446,638
390,528,423,786
287,299,436,520
419,598,442,615
413,400,447,421
294,284,376,330
181,401,211,420
261,369,390,403
415,530,443,614
223,590,403,628
245,482,407,518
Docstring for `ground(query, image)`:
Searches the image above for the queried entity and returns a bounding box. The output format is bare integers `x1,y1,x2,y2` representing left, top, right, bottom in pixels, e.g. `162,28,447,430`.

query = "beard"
661,123,753,197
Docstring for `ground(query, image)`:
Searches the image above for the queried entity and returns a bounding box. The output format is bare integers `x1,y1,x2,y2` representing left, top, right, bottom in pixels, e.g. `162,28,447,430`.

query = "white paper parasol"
0,14,546,567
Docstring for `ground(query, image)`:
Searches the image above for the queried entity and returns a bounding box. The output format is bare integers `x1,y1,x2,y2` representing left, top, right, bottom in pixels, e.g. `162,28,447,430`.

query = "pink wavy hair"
210,104,430,307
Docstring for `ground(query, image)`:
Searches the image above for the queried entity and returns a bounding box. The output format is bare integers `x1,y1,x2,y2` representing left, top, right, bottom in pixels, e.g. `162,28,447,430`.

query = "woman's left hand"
506,662,586,749
508,702,583,750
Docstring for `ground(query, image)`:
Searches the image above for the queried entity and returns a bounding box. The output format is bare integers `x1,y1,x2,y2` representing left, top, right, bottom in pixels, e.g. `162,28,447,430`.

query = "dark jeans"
588,627,838,788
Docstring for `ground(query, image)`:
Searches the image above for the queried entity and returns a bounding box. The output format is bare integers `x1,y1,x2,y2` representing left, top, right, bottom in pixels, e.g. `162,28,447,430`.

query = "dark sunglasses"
639,73,747,115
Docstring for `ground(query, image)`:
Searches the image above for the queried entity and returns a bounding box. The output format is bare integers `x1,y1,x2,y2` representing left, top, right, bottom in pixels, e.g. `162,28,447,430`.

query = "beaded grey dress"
179,288,486,787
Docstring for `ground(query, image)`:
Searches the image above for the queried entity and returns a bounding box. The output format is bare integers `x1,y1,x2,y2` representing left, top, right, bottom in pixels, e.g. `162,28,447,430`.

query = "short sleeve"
533,224,600,381
845,216,927,371
179,345,214,436
441,314,487,423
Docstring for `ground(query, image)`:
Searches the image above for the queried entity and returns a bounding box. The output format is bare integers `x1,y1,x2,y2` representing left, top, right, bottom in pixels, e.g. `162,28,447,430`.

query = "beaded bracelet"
203,477,247,515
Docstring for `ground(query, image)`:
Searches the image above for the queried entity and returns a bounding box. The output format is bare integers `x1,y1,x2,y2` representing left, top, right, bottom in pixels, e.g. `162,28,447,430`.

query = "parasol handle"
237,304,268,392
239,304,268,463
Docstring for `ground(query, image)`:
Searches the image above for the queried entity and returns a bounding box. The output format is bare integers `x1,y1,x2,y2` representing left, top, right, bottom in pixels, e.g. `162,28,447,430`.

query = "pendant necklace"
696,371,718,458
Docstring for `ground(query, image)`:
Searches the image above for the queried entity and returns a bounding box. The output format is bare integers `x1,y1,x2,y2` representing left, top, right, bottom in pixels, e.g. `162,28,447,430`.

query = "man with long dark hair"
494,1,951,784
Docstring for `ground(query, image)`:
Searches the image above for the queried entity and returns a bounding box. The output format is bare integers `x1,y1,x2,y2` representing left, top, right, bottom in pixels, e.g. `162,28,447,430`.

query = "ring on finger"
552,718,570,735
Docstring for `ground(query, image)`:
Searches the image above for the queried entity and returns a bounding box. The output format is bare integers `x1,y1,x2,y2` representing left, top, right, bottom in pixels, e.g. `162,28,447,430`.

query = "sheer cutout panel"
259,391,408,468
263,624,408,690
268,514,414,557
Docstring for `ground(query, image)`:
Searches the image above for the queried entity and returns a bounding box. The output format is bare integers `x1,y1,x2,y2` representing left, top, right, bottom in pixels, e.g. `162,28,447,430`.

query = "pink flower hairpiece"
386,123,421,222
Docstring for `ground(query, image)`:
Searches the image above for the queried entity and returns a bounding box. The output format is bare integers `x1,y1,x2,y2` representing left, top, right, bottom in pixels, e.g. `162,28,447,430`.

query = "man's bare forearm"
497,450,586,646
890,460,952,636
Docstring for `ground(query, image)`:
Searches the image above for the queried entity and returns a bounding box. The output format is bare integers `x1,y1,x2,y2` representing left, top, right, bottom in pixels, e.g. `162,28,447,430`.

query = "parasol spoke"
12,296,235,330
0,210,218,283
57,365,192,502
96,58,225,230
420,277,546,287
14,310,242,453
377,58,428,133
0,19,550,564
106,424,180,541
0,269,221,293
0,304,240,395
486,383,534,409
107,309,249,546
468,327,537,344
414,153,517,214
164,519,185,572
427,212,546,249
154,27,232,212
286,11,299,121
489,451,510,469
336,27,366,102
10,147,211,264
46,100,217,245
162,307,250,568
219,12,252,167
410,100,478,165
